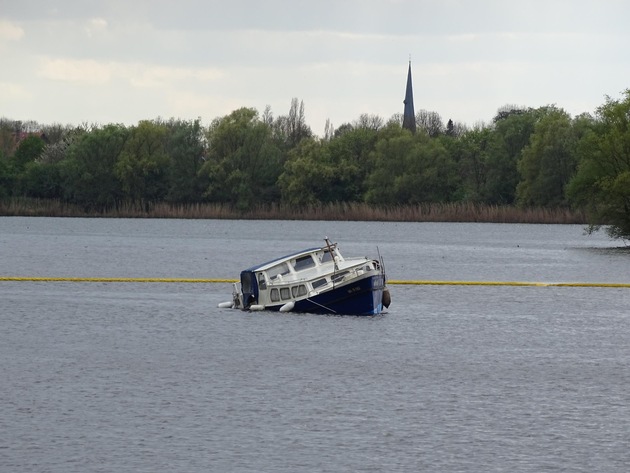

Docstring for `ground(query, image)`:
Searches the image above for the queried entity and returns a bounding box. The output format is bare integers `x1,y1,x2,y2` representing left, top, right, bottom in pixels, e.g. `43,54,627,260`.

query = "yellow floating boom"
0,276,237,283
387,280,630,288
1,276,629,288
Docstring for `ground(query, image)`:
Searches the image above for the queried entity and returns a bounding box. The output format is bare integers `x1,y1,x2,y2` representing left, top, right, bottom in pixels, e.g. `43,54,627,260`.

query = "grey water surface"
1,217,630,472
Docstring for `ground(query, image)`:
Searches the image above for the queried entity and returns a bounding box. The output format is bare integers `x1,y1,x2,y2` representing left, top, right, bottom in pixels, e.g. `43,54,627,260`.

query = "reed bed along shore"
0,198,586,224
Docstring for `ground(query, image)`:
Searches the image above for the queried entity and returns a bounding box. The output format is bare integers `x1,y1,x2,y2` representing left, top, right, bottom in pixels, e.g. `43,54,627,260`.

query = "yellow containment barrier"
387,280,630,288
1,276,629,288
0,277,237,283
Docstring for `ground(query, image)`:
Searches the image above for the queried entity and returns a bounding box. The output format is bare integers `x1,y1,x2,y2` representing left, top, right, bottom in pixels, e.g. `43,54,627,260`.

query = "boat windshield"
293,255,315,271
267,262,290,280
320,250,333,263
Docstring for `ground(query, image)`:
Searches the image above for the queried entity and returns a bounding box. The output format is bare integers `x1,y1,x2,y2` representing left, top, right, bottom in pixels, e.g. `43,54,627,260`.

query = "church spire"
402,60,416,133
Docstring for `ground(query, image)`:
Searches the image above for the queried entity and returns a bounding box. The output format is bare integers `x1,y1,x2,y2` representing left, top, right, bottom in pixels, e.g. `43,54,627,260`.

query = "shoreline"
0,198,586,224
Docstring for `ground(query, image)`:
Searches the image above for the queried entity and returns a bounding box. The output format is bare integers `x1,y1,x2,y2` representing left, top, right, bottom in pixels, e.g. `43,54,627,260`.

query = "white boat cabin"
239,243,380,308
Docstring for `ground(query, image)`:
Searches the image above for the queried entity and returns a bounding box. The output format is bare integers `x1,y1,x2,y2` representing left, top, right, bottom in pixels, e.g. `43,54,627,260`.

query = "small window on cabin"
332,271,349,283
293,255,315,271
268,263,290,279
270,288,280,302
258,273,267,290
321,251,333,263
280,288,291,300
312,278,327,289
291,285,307,297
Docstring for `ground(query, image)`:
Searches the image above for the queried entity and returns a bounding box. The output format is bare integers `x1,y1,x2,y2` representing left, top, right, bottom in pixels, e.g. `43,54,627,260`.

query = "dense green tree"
60,124,129,210
0,123,14,197
278,131,370,205
484,107,539,203
333,123,354,138
363,127,411,205
201,108,283,210
22,161,63,199
163,118,207,203
0,158,11,198
326,126,379,200
516,107,579,207
6,135,47,195
10,134,46,172
116,120,170,205
450,125,492,202
279,138,334,206
365,126,457,204
567,90,630,239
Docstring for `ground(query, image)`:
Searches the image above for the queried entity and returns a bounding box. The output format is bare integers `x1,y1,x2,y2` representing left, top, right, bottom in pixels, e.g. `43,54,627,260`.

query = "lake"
1,217,629,472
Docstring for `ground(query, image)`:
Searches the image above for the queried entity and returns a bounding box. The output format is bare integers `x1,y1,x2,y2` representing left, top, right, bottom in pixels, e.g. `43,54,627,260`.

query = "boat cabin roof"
244,244,338,273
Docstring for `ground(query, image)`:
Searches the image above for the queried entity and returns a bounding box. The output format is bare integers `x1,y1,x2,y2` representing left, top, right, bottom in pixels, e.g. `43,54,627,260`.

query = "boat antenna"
324,236,338,272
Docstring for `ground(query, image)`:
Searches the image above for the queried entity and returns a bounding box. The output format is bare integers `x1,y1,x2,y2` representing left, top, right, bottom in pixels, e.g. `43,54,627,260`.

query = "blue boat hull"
267,273,386,316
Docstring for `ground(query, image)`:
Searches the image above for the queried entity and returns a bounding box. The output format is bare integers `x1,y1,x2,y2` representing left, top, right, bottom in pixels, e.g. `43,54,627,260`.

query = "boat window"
268,262,290,280
293,255,315,271
312,278,327,289
270,288,280,302
332,271,349,283
257,273,267,290
280,288,291,300
292,285,307,297
320,250,333,263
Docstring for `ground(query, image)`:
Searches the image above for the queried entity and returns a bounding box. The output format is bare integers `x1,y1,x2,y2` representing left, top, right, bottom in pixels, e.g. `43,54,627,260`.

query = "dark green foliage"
1,92,628,239
449,126,492,202
60,124,129,211
279,125,380,205
279,138,336,205
22,161,63,199
517,107,580,207
164,118,207,203
484,108,539,204
200,108,284,210
365,127,458,204
567,90,630,239
0,158,11,198
116,120,170,205
10,135,46,172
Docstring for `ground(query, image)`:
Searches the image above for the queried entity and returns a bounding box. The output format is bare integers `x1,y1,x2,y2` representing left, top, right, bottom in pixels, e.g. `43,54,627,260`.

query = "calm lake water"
1,217,630,472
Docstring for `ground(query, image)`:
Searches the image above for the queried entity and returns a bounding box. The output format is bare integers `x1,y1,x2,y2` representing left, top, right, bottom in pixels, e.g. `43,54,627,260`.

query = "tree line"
1,93,629,239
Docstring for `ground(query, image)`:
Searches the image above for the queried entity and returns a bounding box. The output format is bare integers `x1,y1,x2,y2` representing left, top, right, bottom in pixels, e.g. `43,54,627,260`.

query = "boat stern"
239,270,259,308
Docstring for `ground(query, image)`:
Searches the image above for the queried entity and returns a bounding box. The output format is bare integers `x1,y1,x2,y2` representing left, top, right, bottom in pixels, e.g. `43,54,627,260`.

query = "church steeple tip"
402,60,416,133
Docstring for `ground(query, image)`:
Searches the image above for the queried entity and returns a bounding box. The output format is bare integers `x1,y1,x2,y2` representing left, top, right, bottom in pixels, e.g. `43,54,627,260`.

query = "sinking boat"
218,238,390,315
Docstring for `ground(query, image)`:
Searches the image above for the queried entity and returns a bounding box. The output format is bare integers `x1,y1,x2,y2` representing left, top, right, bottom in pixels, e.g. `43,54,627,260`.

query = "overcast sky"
1,0,629,135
